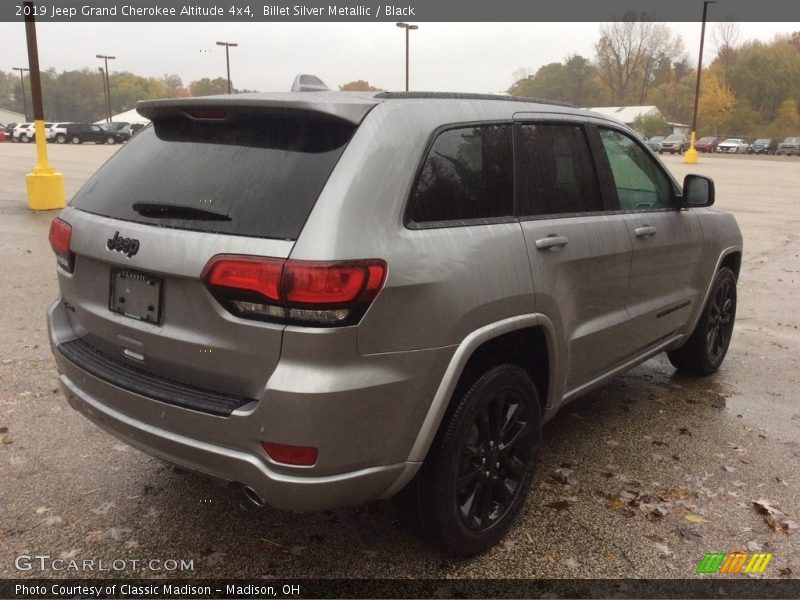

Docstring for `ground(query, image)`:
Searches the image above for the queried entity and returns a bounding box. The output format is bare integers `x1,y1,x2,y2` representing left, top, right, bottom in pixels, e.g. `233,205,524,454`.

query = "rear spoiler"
137,93,377,125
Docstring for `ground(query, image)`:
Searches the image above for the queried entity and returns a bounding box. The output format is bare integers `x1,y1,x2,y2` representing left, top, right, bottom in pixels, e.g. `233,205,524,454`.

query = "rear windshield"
70,111,356,240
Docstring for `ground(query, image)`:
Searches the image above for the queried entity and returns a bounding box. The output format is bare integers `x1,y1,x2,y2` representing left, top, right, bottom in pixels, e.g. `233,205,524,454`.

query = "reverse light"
48,217,74,272
262,442,318,467
201,255,387,327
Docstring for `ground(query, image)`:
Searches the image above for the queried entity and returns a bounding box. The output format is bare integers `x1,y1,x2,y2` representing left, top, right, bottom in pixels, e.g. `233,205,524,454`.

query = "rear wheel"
71,135,81,144
20,134,28,143
106,136,116,145
56,134,66,144
393,364,541,556
668,267,737,375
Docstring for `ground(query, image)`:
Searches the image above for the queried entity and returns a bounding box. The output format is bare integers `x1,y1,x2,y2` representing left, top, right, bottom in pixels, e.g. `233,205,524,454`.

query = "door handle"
635,226,657,237
535,235,569,250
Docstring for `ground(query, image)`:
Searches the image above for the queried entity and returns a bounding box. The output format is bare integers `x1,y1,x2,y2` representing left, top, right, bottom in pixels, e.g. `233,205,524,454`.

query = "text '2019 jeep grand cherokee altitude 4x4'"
47,91,742,556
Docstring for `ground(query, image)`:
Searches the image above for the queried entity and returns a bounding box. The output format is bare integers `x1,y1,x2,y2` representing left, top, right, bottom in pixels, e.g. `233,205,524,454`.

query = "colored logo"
696,552,773,575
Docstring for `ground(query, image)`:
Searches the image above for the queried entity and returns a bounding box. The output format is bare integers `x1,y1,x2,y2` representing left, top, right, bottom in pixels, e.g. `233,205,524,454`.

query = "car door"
514,118,636,392
594,127,704,349
90,125,105,142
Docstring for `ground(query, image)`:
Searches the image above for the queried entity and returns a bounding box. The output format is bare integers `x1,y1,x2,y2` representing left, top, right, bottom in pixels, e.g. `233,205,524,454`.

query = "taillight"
48,217,74,273
201,255,387,327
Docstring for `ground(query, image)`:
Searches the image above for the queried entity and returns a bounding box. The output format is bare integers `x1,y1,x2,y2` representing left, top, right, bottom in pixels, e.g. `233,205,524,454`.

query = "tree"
698,73,736,135
594,16,683,104
339,80,384,92
189,77,232,97
770,99,800,136
711,21,741,85
632,113,669,137
160,74,189,98
507,55,601,106
729,40,800,123
109,72,166,113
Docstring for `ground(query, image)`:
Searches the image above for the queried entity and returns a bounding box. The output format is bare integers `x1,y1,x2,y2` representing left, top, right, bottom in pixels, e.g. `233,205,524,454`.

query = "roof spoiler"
291,74,330,92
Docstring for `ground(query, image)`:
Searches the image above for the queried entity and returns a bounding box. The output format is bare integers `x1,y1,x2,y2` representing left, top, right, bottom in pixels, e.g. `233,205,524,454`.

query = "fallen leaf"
723,465,736,473
564,557,580,569
546,499,574,511
676,527,703,541
42,516,63,527
745,541,763,552
765,517,798,534
659,485,690,502
779,567,793,578
753,499,783,516
652,542,673,556
678,428,691,436
684,514,708,524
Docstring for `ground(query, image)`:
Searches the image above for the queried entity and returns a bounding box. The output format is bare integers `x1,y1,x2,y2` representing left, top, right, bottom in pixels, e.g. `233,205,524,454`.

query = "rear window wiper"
132,203,231,221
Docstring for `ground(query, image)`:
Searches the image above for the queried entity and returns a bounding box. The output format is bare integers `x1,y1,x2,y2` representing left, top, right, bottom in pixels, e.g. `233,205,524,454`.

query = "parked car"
47,91,742,556
746,138,777,155
50,123,75,144
695,136,721,153
659,133,690,154
63,123,128,145
0,125,5,142
5,123,18,135
99,121,131,143
646,135,665,152
716,138,749,153
12,123,34,142
12,122,53,143
775,137,800,156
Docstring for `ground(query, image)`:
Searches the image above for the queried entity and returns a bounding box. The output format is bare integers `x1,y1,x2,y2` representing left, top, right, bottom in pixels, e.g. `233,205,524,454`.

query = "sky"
1,22,797,95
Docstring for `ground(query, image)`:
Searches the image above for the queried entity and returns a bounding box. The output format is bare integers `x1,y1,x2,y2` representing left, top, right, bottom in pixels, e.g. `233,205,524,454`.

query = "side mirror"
683,174,715,207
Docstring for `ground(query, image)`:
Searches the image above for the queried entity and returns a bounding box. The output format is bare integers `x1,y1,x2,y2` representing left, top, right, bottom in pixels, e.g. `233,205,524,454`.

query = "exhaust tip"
241,485,266,509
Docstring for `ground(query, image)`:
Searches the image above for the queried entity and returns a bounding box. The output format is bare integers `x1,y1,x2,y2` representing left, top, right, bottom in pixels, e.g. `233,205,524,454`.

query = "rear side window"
599,128,674,210
70,112,356,240
407,125,513,224
516,124,602,217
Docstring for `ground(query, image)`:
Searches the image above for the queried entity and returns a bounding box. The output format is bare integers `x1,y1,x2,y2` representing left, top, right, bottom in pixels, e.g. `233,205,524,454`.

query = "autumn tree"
711,21,741,85
339,80,384,92
633,113,669,138
698,73,736,135
508,55,601,106
189,77,232,97
594,16,683,104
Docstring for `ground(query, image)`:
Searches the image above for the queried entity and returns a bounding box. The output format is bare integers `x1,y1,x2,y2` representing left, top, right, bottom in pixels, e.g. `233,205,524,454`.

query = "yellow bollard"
684,131,699,165
25,119,66,210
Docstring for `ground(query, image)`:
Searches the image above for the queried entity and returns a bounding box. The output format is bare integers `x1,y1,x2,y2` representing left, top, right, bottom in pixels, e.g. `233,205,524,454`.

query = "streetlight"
96,54,115,122
685,1,715,165
216,41,238,94
396,22,418,92
12,67,30,121
98,67,109,123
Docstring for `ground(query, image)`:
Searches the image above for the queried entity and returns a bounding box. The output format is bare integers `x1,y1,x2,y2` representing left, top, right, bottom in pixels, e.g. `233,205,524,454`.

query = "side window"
599,129,674,210
516,124,602,217
407,125,513,224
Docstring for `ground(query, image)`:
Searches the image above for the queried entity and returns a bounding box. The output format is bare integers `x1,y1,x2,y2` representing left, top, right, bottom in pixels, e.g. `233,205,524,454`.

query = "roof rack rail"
373,91,575,108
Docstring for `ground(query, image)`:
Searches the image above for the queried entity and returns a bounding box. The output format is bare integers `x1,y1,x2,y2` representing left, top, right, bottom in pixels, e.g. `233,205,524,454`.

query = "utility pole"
396,23,418,92
216,41,238,93
685,1,715,165
96,54,115,121
23,0,65,210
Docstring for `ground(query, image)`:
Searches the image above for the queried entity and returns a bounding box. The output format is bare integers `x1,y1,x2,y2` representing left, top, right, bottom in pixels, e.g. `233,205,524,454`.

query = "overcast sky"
1,22,797,94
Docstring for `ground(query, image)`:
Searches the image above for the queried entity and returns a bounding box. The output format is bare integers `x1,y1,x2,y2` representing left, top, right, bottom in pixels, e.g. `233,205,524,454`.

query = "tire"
56,134,66,144
71,135,81,144
393,364,541,556
20,134,28,143
106,136,116,145
668,267,737,375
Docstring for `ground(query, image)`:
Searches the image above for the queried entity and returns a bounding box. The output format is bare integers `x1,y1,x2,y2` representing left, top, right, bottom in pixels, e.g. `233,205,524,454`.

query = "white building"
588,105,689,135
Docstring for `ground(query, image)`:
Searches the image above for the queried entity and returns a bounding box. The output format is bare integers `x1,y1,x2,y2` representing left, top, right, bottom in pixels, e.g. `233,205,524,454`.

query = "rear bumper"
48,299,454,511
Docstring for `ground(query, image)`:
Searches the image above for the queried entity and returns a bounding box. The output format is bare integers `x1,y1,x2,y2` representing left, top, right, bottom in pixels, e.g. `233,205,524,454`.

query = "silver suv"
47,92,742,555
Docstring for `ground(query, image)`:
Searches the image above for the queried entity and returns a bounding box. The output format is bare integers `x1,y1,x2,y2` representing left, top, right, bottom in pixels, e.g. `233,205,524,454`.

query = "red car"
695,136,721,153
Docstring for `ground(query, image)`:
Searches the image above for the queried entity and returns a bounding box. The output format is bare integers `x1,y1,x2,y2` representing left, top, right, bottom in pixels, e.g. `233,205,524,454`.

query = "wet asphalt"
0,143,797,580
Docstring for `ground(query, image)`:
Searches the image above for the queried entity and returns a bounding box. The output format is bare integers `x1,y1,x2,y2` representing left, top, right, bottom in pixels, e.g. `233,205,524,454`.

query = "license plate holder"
109,269,163,324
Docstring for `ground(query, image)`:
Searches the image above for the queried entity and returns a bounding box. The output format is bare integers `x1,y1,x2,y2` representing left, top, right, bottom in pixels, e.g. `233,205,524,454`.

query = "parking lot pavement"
0,144,798,579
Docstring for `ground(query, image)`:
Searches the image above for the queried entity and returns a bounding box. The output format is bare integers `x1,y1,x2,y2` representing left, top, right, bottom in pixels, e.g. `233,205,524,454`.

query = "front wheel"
71,136,81,144
105,136,116,145
56,134,66,144
393,364,541,556
668,267,737,375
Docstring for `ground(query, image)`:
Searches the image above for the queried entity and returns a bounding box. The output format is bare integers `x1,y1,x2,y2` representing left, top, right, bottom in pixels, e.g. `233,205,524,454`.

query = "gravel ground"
0,143,798,581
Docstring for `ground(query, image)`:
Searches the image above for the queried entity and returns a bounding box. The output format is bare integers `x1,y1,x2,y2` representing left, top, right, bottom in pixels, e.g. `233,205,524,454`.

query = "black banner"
1,0,799,22
2,578,800,599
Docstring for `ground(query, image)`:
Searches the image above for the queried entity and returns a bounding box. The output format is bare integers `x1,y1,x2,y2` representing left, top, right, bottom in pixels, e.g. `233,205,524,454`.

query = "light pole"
685,1,715,165
12,67,30,121
396,23,418,92
216,41,238,93
96,54,115,122
98,67,109,123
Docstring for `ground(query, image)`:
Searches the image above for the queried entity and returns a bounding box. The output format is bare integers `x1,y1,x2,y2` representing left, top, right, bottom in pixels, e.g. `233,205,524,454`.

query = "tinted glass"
516,124,602,217
70,112,356,240
408,125,513,223
600,129,674,211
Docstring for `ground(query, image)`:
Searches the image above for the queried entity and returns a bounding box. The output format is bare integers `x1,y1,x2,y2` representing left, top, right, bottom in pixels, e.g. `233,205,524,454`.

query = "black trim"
57,338,252,417
374,92,575,108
